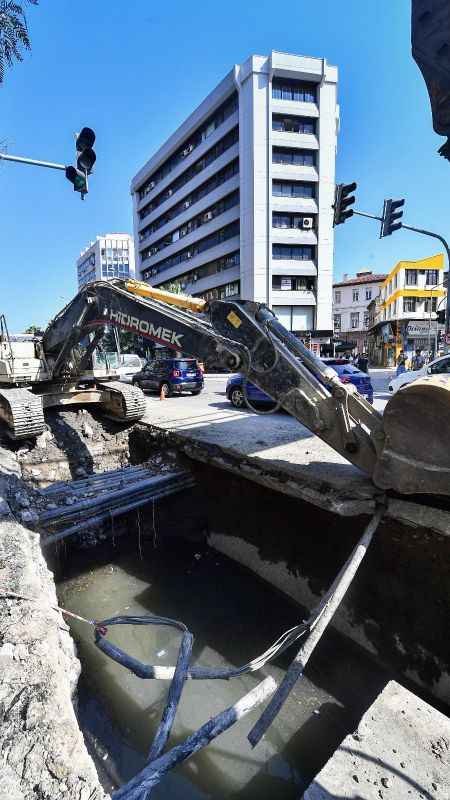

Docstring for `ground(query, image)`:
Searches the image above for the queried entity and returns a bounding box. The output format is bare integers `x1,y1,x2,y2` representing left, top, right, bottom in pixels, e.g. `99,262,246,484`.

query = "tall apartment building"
131,51,339,343
76,233,135,290
333,271,387,353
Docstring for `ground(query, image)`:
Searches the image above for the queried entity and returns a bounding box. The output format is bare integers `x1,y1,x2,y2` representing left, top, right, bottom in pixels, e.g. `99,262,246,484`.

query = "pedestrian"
396,350,408,377
411,349,425,371
356,352,369,373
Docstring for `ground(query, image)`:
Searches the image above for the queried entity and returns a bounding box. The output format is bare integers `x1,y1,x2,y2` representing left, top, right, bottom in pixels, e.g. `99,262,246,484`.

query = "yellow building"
369,254,446,366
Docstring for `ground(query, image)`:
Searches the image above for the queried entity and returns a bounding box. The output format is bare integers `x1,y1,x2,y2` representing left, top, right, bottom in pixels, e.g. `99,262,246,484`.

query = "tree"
24,324,43,335
0,1,38,84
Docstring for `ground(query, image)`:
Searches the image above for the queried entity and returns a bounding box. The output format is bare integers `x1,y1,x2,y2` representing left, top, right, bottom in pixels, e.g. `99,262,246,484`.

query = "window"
405,269,418,286
272,244,314,261
141,220,239,277
138,126,239,210
364,312,369,327
272,276,314,291
140,190,239,260
403,297,417,312
426,269,439,286
430,357,450,375
353,290,359,302
272,180,315,198
138,93,238,198
272,305,314,332
272,115,315,135
424,296,438,313
351,312,360,329
334,314,341,331
394,273,398,288
272,212,315,229
365,289,372,300
272,79,316,103
139,158,239,229
334,290,341,303
272,147,315,166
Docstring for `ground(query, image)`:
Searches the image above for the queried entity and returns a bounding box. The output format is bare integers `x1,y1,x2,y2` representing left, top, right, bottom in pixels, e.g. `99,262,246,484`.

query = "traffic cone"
159,385,165,401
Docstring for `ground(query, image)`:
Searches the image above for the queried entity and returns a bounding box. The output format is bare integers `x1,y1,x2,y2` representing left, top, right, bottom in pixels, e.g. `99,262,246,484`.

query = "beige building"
332,271,386,353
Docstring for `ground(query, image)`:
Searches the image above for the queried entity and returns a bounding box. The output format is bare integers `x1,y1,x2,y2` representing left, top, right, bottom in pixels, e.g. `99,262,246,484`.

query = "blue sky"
1,0,448,330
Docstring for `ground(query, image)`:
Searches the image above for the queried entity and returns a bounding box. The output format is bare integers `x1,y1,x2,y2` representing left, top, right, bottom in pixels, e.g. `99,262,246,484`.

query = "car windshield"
174,360,197,370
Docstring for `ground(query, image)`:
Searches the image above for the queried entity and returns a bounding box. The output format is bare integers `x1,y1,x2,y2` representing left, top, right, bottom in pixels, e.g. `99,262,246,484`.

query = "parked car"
388,353,450,394
226,358,374,409
132,357,204,397
116,354,146,383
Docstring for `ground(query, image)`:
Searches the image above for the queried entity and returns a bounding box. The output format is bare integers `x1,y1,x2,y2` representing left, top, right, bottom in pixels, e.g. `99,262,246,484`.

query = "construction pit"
0,408,449,799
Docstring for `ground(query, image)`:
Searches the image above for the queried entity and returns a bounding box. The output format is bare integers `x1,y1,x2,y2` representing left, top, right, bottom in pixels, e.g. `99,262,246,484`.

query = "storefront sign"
406,320,437,336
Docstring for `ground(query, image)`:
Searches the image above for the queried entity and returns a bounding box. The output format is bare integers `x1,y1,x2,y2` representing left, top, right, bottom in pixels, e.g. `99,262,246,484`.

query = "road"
143,367,394,417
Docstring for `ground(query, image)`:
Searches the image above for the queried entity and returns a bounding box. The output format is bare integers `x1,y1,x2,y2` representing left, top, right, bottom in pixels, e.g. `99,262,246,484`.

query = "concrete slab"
138,377,450,536
303,680,450,799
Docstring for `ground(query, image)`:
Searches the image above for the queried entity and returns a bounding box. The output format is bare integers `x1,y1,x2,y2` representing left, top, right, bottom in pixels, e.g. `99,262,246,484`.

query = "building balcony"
182,265,240,297
271,99,319,118
271,131,319,150
271,228,317,246
271,164,318,182
271,260,317,276
271,196,318,215
145,236,240,286
271,289,316,305
138,174,240,249
137,143,239,229
136,111,239,211
139,206,240,270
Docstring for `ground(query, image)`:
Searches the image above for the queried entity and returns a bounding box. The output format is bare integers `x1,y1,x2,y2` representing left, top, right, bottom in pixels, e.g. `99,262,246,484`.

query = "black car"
132,357,204,397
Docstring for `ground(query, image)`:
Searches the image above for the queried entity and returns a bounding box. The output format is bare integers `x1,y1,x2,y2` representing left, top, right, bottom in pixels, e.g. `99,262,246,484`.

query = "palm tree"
0,1,38,84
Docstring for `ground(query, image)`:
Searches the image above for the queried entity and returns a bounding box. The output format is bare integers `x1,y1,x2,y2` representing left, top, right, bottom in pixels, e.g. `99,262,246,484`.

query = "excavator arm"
42,279,450,496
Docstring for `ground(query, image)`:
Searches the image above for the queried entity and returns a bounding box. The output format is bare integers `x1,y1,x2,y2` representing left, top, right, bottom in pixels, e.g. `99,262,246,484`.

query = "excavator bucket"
373,375,450,495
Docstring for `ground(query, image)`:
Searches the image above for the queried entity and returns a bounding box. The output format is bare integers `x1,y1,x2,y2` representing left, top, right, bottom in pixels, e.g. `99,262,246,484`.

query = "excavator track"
0,387,45,440
101,381,146,423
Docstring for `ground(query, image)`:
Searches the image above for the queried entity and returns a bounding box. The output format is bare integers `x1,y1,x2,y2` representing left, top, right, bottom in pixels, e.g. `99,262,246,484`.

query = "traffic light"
437,309,446,325
380,198,405,238
333,182,357,226
76,127,96,174
65,165,87,192
65,127,96,196
412,0,450,161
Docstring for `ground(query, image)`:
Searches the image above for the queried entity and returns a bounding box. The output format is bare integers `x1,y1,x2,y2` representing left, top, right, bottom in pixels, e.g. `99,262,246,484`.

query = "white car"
388,353,450,394
116,354,145,383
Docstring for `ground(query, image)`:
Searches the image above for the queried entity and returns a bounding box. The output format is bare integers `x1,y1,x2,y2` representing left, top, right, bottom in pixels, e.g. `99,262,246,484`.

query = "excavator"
1,277,449,498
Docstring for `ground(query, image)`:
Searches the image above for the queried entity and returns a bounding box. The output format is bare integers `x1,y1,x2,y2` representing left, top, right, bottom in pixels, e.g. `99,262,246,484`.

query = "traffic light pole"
0,152,66,171
400,223,450,335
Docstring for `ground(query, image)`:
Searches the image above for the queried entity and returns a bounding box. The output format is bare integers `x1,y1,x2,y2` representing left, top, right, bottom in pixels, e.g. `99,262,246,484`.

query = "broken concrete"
0,506,108,799
303,680,450,799
138,393,450,537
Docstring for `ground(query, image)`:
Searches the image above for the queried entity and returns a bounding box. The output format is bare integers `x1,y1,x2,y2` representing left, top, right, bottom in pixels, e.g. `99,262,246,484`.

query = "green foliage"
0,1,38,84
24,323,43,335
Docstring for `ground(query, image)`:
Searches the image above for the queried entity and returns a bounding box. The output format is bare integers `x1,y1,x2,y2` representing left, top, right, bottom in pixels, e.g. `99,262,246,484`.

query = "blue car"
226,358,373,409
132,357,204,397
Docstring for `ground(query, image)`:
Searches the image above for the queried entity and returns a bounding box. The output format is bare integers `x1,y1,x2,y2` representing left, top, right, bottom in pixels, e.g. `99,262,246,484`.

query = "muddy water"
57,537,390,799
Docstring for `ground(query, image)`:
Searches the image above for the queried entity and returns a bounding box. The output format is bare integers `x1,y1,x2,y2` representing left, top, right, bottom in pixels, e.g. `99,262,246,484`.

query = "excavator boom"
43,279,450,496
3,278,448,496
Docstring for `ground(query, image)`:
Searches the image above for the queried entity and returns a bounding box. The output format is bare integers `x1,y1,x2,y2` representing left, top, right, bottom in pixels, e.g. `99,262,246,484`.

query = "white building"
333,271,387,352
76,233,135,290
131,51,339,339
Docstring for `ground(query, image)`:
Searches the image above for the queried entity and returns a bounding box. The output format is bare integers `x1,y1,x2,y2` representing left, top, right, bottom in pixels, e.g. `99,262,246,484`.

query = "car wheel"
230,386,246,408
160,382,171,398
191,389,202,395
